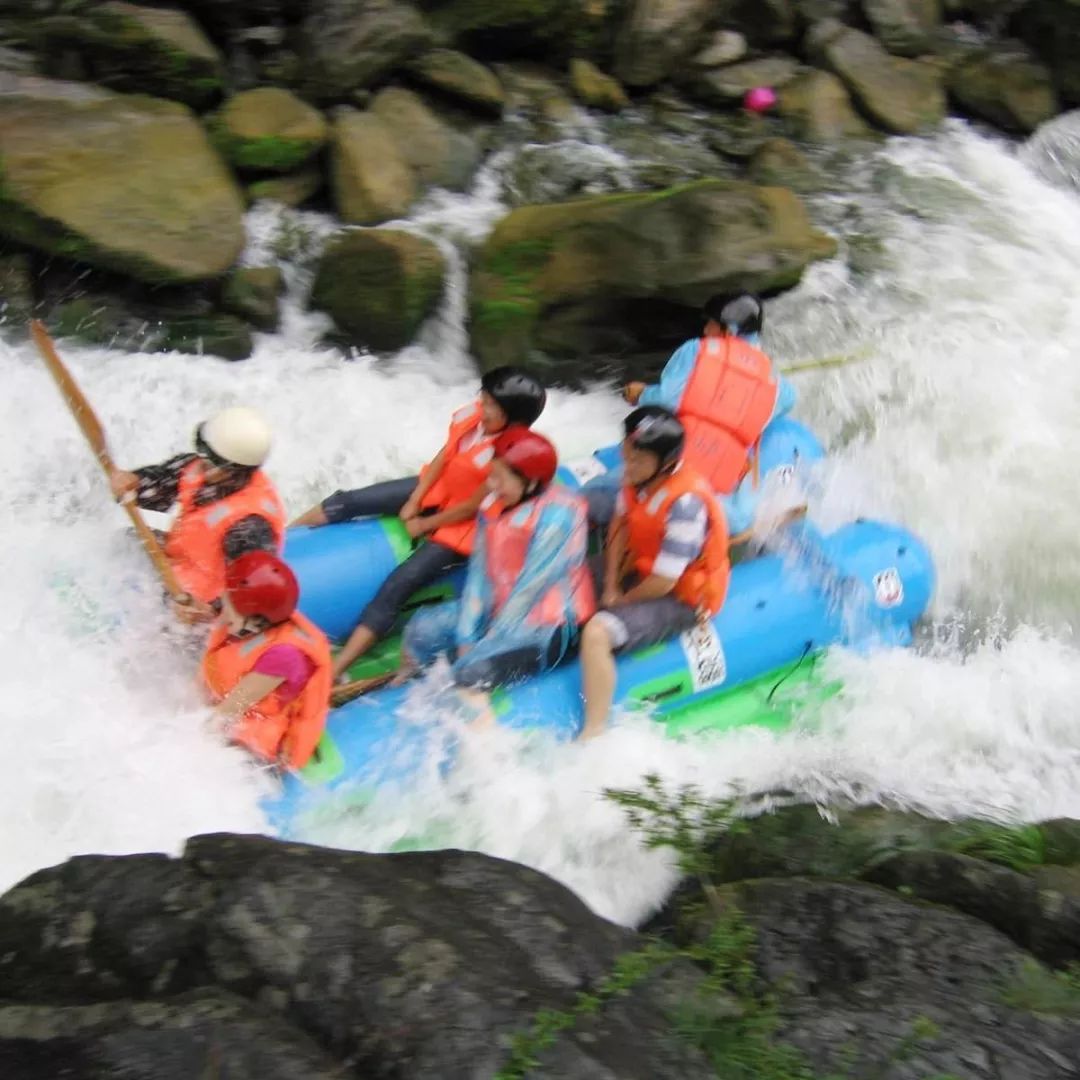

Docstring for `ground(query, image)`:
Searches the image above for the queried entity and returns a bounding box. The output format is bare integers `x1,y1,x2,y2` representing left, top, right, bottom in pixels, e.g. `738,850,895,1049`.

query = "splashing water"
4,120,1080,926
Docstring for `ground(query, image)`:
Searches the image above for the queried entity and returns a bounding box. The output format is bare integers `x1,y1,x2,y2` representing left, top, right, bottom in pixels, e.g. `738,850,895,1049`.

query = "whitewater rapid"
4,118,1080,926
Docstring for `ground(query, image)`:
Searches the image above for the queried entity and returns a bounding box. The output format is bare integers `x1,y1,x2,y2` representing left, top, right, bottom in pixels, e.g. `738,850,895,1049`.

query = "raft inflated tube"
284,417,827,643
264,516,934,835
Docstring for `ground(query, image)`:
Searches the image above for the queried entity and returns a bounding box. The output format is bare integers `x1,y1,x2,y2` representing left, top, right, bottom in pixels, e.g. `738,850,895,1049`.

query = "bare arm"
214,672,285,722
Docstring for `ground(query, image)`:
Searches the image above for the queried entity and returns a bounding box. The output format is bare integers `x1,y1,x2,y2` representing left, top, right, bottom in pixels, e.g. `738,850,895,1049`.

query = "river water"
3,114,1080,926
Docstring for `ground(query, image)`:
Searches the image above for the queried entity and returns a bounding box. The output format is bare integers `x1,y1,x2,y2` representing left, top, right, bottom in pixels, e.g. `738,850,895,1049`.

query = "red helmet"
493,426,558,486
224,551,299,624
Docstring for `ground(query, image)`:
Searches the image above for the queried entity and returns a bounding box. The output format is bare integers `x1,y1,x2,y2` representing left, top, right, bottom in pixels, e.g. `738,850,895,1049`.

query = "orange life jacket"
165,463,286,604
418,402,495,556
484,487,596,629
622,464,731,616
677,335,778,494
202,610,332,771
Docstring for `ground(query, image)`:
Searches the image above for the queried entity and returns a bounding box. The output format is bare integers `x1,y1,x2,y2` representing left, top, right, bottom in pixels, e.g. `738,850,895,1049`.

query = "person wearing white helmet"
109,406,286,623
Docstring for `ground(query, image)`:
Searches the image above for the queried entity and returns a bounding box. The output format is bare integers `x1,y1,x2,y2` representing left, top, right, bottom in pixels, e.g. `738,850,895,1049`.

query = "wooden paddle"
330,670,399,707
30,319,188,601
780,346,872,377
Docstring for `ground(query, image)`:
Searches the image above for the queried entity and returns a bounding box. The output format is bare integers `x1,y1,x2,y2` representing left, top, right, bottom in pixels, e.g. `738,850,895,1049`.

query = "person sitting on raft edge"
289,366,548,682
202,551,332,771
579,406,730,742
108,406,286,624
398,427,595,692
612,292,795,541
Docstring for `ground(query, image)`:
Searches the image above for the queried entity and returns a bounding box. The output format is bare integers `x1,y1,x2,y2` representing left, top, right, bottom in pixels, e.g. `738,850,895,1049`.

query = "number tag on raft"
680,620,727,692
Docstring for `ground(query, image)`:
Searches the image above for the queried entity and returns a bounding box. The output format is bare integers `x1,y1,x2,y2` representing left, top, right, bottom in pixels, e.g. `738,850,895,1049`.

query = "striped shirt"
616,488,708,580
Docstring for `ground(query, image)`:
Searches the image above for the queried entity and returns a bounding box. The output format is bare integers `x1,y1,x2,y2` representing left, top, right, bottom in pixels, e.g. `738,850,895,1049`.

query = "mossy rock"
36,1,224,109
220,266,283,332
330,109,416,226
863,0,941,58
406,48,505,116
469,179,836,374
246,167,324,208
208,88,328,173
0,75,245,284
310,229,446,352
947,48,1059,134
569,58,629,112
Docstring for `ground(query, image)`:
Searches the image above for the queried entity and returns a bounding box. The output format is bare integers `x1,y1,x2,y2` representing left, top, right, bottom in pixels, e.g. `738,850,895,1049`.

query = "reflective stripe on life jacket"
419,402,495,556
622,464,731,616
484,487,596,628
202,610,332,770
165,463,286,604
677,335,778,495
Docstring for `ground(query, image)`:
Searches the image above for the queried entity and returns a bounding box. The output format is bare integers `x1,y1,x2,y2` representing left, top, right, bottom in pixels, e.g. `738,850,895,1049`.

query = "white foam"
4,122,1080,927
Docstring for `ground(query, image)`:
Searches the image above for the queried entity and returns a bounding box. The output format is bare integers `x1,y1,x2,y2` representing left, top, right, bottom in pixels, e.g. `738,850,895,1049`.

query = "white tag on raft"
680,620,727,692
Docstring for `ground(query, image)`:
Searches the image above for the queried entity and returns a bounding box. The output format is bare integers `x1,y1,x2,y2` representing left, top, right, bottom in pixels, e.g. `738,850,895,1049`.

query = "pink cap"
744,86,777,113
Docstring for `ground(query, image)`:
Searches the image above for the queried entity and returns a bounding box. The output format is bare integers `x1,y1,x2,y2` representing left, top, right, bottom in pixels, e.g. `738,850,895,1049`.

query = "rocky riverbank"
0,0,1077,371
3,797,1080,1078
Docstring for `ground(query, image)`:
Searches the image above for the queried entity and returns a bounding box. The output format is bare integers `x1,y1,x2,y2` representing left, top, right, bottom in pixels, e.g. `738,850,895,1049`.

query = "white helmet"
199,406,272,467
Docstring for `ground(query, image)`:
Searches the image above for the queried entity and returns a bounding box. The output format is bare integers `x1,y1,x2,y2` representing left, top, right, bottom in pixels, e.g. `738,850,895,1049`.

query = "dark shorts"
593,596,697,654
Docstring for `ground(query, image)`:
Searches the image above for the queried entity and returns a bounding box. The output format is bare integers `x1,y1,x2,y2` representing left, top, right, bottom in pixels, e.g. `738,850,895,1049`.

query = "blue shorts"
403,600,571,690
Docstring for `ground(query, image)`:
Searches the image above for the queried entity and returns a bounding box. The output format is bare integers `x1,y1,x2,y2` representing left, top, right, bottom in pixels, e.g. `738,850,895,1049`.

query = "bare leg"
331,624,377,680
290,504,329,528
455,688,496,731
579,618,616,741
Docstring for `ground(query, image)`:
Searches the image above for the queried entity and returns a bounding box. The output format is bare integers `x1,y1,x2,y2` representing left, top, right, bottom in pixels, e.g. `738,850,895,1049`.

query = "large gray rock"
311,229,446,352
0,74,245,284
470,179,836,374
719,878,1080,1080
0,834,714,1079
813,23,946,133
614,0,716,88
330,108,416,226
948,47,1059,133
713,0,798,46
300,0,432,102
0,990,347,1079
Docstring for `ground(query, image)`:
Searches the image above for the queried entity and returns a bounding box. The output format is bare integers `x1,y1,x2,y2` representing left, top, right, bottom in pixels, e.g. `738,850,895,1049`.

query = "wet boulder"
0,833,714,1079
310,229,446,352
0,74,245,284
469,179,836,376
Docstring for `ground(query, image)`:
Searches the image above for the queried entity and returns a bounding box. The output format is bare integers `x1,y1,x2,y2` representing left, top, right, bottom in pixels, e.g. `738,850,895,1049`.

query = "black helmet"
623,405,684,473
480,366,547,427
703,292,764,337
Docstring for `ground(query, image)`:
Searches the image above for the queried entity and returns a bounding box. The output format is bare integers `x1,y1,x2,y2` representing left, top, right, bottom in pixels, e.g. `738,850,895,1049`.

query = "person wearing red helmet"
400,427,595,690
201,551,332,770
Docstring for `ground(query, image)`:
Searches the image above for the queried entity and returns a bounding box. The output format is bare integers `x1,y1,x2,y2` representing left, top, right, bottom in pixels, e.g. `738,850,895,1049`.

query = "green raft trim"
299,647,842,788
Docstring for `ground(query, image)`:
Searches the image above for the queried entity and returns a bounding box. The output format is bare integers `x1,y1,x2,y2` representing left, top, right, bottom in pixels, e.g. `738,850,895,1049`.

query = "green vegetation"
496,777,957,1078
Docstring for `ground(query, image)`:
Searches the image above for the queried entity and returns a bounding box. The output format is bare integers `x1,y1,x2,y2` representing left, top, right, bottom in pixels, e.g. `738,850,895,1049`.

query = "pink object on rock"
744,86,777,113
